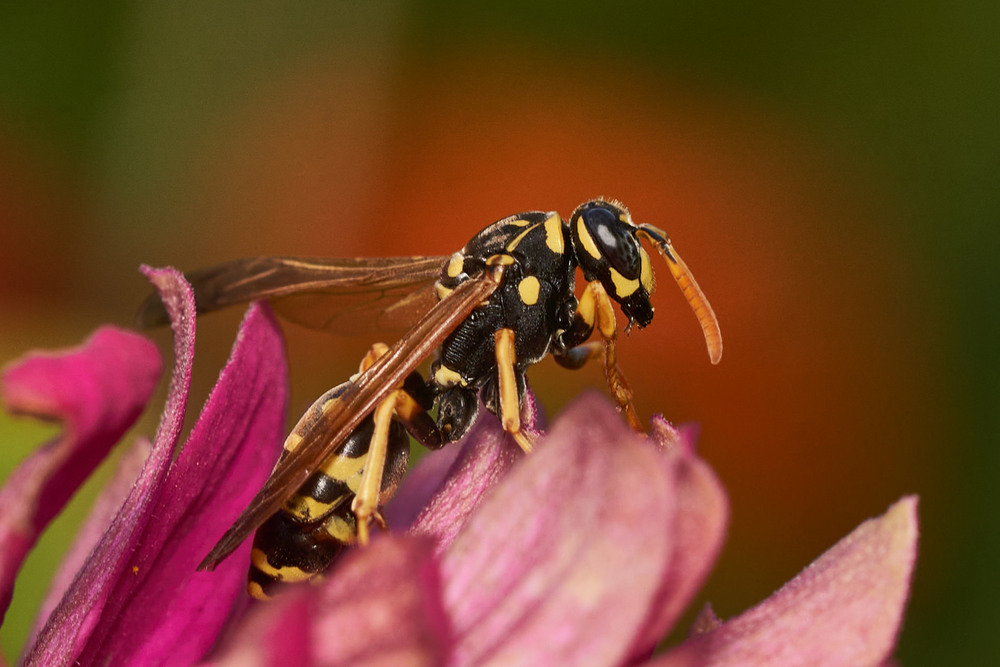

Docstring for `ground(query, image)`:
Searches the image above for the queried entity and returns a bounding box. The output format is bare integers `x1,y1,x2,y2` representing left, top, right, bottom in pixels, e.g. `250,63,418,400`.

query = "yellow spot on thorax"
486,253,515,266
505,225,541,252
446,252,465,278
544,213,565,254
518,276,541,305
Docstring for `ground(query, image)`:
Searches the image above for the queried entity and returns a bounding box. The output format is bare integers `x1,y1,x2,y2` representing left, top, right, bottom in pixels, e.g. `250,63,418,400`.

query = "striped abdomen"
246,382,411,599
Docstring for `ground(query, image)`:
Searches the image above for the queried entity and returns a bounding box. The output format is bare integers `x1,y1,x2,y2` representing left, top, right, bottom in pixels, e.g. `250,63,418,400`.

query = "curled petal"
24,267,196,665
0,326,161,622
79,302,288,666
26,269,290,666
208,536,450,667
440,394,677,665
657,496,919,667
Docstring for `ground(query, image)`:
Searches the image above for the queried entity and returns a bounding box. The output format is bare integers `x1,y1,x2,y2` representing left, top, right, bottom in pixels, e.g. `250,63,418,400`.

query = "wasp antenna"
639,226,723,365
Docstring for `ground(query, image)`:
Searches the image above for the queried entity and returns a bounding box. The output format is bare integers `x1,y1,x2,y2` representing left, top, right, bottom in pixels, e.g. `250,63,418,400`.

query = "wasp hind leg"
553,281,642,431
493,328,536,453
351,391,398,545
350,346,443,544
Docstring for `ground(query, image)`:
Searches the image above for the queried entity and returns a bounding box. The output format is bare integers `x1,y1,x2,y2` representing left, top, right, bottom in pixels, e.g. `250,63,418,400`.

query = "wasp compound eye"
577,205,642,281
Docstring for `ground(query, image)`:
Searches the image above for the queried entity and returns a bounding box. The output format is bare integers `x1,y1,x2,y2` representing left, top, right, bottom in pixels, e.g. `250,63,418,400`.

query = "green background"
1,2,996,663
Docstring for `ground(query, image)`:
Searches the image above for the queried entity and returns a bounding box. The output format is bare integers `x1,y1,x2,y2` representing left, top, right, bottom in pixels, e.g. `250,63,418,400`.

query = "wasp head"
570,199,656,328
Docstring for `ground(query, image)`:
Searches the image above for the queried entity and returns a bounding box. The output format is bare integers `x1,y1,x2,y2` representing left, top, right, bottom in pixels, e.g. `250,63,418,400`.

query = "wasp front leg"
553,280,642,430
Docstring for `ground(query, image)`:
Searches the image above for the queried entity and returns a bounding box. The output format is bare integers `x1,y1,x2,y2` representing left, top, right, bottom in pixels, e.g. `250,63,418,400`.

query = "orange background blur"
1,4,996,663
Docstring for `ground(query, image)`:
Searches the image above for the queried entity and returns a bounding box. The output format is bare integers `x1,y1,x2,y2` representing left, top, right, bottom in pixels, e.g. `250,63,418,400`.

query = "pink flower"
1,268,918,666
3,267,288,666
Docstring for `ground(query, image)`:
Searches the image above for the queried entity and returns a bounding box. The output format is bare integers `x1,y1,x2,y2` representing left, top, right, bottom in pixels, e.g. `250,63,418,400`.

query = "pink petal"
657,496,919,667
207,536,449,666
26,268,290,666
0,326,162,622
440,394,677,665
78,305,287,664
24,267,196,665
628,416,729,657
384,442,463,530
407,409,526,551
398,391,543,539
29,437,153,645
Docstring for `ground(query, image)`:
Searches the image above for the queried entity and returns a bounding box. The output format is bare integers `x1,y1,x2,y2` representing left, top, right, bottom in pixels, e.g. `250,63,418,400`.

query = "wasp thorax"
571,200,655,328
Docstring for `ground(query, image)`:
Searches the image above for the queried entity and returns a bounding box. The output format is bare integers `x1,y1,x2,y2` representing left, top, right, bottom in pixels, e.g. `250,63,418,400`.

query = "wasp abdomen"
247,387,411,599
247,506,353,599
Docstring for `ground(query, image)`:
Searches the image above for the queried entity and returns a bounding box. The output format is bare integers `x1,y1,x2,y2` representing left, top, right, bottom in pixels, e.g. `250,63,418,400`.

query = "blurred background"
0,2,995,663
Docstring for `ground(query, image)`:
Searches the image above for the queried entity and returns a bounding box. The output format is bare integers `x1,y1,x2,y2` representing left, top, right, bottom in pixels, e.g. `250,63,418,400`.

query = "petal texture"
29,437,153,646
208,537,450,667
26,268,289,666
24,267,196,665
81,301,288,666
629,416,729,657
658,496,919,667
440,394,677,666
0,326,161,622
408,410,524,552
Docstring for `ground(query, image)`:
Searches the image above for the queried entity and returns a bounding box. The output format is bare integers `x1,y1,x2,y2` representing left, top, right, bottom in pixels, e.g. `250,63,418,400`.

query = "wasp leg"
555,281,642,431
355,341,390,374
358,340,443,451
397,370,445,450
351,342,444,544
494,328,535,453
552,340,604,370
351,390,397,545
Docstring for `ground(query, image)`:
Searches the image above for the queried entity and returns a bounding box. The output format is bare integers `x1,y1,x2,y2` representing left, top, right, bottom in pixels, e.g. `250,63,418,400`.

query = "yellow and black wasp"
138,198,723,598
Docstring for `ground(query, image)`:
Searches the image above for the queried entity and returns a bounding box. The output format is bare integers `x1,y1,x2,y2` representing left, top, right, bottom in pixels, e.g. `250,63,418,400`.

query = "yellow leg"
357,342,390,374
494,328,535,453
351,391,396,545
578,281,642,431
602,336,641,431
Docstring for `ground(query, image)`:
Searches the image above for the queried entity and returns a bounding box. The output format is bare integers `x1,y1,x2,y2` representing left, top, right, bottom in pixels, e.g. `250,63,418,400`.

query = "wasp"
138,198,723,598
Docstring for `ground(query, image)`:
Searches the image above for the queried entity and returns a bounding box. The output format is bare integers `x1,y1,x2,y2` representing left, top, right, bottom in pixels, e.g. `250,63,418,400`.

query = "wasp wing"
136,255,449,335
197,266,502,571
